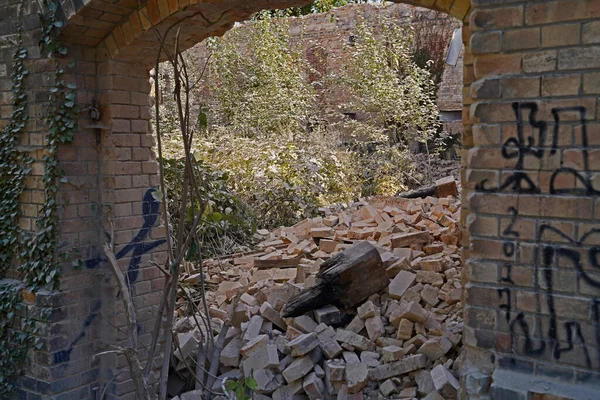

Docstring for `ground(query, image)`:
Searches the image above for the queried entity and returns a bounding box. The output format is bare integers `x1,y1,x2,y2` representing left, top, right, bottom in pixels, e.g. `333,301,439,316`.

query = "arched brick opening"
10,0,600,398
34,1,473,399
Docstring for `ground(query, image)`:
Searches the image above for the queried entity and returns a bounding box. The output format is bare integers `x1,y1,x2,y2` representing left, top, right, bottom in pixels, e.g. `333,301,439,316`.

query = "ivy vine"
0,23,35,398
0,0,79,396
20,0,79,289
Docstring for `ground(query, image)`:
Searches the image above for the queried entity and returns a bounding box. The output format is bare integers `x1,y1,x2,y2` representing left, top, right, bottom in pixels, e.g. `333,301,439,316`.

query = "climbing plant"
20,0,79,289
0,0,79,396
0,22,35,398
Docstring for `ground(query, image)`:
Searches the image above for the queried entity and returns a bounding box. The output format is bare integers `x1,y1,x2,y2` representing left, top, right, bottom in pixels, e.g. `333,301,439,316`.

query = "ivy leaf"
245,377,258,390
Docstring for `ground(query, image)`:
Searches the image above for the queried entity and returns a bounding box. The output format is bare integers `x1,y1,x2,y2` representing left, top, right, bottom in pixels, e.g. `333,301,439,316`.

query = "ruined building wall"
189,3,465,135
0,0,599,399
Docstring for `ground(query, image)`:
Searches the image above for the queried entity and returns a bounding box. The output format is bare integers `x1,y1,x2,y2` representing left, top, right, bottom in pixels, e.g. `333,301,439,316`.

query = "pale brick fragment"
286,332,320,357
345,362,368,393
369,354,428,381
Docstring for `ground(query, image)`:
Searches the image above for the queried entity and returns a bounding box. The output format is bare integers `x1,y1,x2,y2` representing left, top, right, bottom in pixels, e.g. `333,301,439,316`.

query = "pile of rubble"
170,178,463,400
412,153,461,188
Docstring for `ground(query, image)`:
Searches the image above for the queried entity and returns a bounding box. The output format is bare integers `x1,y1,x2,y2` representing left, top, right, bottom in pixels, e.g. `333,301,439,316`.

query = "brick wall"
1,0,599,398
463,1,600,398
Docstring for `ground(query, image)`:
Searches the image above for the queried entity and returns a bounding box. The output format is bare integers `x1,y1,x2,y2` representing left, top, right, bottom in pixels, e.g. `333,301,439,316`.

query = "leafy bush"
162,157,253,257
157,7,446,233
206,15,317,139
194,132,360,229
338,14,440,146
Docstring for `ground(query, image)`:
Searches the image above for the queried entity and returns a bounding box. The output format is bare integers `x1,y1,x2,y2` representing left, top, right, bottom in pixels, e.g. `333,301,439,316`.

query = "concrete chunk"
369,354,428,381
260,301,287,331
220,337,242,367
240,334,269,359
390,301,428,325
242,344,279,377
357,301,378,319
303,372,325,400
413,369,435,396
380,379,399,396
365,316,384,341
396,319,414,340
417,336,453,361
282,348,322,383
360,351,381,368
292,315,318,333
381,345,404,363
243,315,265,342
345,315,365,334
253,369,283,394
430,364,459,398
325,359,346,382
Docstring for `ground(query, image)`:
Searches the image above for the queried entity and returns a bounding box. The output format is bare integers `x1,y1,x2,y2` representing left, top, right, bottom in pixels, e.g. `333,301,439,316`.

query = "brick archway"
60,0,470,63
41,1,473,399
9,0,599,397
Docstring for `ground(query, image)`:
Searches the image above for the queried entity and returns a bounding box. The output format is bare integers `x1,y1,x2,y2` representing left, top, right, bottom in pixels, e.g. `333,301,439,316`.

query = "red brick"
542,23,581,47
471,6,524,31
502,76,540,98
582,20,600,44
541,74,580,97
474,54,522,78
526,0,600,25
504,28,540,51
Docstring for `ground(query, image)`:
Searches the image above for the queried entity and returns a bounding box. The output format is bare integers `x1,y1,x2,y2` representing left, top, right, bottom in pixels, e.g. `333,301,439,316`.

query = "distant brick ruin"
1,0,599,398
188,3,464,138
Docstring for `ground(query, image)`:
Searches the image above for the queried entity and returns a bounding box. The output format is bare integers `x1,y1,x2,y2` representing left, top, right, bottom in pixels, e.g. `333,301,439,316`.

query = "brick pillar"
94,58,168,400
462,1,600,398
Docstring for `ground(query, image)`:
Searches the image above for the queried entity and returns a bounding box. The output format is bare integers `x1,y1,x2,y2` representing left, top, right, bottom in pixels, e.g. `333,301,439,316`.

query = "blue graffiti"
85,188,167,285
53,300,102,364
54,188,167,364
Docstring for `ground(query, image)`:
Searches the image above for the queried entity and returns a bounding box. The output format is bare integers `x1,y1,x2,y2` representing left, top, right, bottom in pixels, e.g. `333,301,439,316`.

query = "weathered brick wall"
2,0,599,398
463,1,600,398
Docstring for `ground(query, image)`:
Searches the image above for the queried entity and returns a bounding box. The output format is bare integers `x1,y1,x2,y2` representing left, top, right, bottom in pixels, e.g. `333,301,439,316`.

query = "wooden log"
282,241,386,318
397,177,458,199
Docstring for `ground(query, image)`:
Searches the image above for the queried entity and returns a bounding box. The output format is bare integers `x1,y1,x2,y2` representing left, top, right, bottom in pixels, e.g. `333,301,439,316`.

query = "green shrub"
194,131,360,229
162,157,253,257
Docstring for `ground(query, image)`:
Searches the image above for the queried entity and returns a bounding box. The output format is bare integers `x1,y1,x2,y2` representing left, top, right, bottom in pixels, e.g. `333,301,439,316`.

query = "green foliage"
20,0,79,289
0,1,78,395
0,285,37,398
162,157,253,257
0,25,34,398
159,6,443,231
339,14,440,146
194,132,360,229
0,33,30,275
225,376,258,400
206,14,317,139
269,0,372,17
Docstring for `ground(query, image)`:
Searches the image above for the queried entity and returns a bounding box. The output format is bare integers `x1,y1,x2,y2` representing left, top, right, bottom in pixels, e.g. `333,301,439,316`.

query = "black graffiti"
538,225,600,289
503,207,519,237
592,299,600,367
476,103,599,195
510,312,546,356
500,263,514,285
498,288,511,323
549,107,599,196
